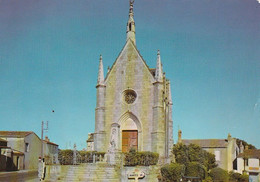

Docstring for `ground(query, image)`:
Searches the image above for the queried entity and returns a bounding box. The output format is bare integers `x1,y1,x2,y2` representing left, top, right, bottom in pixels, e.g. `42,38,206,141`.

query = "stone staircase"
45,163,121,182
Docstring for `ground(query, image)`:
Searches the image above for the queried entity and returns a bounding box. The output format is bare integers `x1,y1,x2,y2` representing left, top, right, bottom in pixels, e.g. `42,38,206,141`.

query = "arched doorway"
118,112,142,152
121,118,138,152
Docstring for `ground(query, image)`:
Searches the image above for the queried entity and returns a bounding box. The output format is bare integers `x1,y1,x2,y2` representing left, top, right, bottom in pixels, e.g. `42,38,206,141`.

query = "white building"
180,131,239,172
0,131,59,170
235,149,260,182
43,136,59,164
86,133,94,152
0,131,41,170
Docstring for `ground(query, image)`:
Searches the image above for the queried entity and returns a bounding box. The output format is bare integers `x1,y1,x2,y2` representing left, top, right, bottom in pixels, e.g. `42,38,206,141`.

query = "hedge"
79,151,105,163
58,150,105,165
58,149,73,165
124,148,159,166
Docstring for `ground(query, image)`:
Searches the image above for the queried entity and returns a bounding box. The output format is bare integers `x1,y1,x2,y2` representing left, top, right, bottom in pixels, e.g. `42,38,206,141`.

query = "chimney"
227,133,232,142
239,141,244,153
245,145,249,150
178,130,182,144
45,136,49,142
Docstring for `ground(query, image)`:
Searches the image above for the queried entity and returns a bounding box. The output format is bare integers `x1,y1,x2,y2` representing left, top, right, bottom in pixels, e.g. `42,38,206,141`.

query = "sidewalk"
0,170,38,182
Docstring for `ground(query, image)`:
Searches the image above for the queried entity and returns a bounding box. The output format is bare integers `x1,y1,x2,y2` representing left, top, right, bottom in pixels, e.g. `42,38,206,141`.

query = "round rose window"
123,89,137,104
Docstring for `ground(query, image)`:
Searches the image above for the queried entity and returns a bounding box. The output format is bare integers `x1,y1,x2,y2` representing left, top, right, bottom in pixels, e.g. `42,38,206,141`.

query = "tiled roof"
182,139,228,148
0,131,33,138
12,149,24,156
0,138,7,142
237,149,260,159
44,140,58,146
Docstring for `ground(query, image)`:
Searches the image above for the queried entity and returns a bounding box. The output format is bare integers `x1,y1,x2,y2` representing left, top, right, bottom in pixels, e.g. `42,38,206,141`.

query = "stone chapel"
93,1,173,160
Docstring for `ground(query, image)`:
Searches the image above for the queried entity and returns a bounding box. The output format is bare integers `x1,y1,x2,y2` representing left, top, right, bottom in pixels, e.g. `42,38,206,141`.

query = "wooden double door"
122,130,138,152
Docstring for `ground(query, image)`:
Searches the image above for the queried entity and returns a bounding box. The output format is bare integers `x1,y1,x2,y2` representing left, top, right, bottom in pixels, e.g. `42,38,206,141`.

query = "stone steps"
45,163,160,182
45,164,121,182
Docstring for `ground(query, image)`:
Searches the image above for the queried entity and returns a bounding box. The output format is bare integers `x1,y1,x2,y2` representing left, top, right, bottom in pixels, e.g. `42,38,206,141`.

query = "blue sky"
0,0,259,150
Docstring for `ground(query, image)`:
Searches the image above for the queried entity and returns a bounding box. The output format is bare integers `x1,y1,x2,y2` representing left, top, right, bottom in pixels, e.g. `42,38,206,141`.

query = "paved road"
0,170,39,182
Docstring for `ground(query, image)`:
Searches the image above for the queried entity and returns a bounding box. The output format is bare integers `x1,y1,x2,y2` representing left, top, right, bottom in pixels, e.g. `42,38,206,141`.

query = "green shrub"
209,167,229,182
239,174,249,182
229,171,241,182
138,151,159,166
185,162,206,179
202,176,213,182
58,150,106,164
229,171,249,182
160,163,185,182
124,148,139,166
78,151,92,163
124,149,159,166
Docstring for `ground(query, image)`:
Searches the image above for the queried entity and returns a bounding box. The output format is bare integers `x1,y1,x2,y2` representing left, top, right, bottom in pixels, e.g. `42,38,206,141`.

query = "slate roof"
0,131,33,138
237,149,260,159
182,139,228,148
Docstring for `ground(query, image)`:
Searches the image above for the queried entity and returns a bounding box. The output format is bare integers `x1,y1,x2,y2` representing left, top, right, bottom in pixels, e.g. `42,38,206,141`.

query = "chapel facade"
93,1,173,159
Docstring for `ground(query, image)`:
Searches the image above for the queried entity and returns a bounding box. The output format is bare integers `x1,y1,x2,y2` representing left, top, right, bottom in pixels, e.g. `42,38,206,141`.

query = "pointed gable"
105,39,155,83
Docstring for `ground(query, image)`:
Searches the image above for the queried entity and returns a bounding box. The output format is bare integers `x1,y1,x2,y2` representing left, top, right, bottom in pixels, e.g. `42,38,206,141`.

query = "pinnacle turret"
97,55,105,86
168,81,173,105
155,50,163,82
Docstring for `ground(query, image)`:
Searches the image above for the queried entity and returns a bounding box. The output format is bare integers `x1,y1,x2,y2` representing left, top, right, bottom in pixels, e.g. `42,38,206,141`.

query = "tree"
160,143,218,181
205,152,217,170
185,162,206,179
172,143,217,171
236,138,256,149
172,143,189,165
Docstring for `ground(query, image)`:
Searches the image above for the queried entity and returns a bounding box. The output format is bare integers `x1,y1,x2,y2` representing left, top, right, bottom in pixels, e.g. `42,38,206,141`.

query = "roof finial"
126,0,136,45
130,0,135,6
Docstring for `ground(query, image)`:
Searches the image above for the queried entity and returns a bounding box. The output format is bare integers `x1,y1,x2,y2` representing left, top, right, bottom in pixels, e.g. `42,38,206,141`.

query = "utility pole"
41,121,48,160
